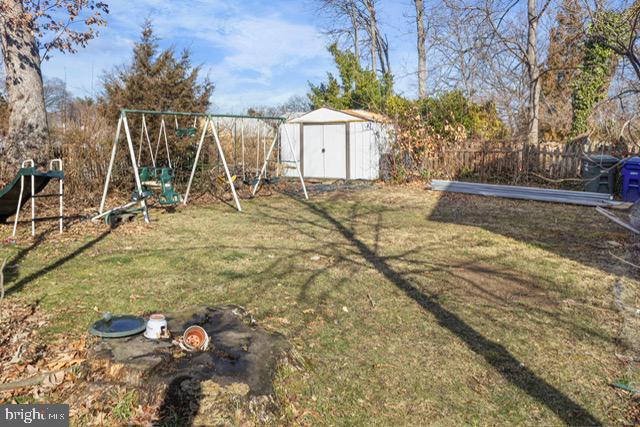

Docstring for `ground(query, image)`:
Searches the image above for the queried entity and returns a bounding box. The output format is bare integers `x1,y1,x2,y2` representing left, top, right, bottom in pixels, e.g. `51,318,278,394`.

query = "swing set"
97,109,308,223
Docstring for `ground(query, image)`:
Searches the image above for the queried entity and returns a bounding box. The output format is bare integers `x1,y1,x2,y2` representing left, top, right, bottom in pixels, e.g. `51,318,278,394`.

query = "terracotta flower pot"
183,325,209,351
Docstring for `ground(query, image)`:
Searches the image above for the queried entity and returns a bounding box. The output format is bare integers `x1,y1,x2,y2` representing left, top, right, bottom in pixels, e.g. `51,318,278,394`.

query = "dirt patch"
449,265,557,308
89,306,291,425
0,302,291,425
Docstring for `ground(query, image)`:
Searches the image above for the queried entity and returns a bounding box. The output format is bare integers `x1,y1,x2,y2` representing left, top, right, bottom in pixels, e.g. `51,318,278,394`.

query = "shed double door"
303,124,347,179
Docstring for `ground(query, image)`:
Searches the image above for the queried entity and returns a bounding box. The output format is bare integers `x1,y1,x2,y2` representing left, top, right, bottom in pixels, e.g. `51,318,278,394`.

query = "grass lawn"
1,185,638,425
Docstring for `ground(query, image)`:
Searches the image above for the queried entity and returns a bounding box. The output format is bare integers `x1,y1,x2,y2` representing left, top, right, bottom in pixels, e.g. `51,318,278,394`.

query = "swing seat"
139,166,156,182
176,127,197,138
281,160,298,170
159,189,181,205
158,167,182,205
139,166,162,188
136,166,163,200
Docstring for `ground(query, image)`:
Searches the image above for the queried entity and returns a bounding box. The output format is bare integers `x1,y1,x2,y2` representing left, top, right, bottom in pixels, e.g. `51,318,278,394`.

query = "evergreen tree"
308,43,393,112
101,20,213,119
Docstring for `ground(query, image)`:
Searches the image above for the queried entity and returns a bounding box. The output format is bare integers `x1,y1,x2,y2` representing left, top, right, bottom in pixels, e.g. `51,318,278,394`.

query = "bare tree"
248,95,312,117
0,0,108,166
429,1,484,97
465,0,553,148
317,0,364,64
364,0,378,71
415,0,427,98
317,0,391,76
526,0,542,150
43,77,72,112
349,1,361,60
429,0,529,134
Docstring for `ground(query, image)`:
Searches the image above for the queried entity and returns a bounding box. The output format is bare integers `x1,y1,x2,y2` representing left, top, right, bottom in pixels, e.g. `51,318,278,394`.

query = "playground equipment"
138,166,182,205
203,116,301,198
0,159,64,237
98,109,308,222
252,123,303,196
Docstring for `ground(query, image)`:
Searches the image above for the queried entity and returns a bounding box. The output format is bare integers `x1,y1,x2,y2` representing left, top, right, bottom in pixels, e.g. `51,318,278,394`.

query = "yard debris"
596,207,640,234
609,251,640,270
0,368,69,393
367,293,376,308
631,201,640,228
0,300,87,402
0,257,6,309
612,382,640,395
429,180,623,207
1,303,291,425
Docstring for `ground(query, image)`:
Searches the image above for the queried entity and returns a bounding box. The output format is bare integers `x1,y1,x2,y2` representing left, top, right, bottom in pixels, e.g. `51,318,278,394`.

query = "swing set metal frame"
98,109,308,223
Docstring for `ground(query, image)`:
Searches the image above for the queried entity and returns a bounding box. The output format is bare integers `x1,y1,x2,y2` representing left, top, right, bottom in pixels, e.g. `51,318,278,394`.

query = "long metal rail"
430,180,622,207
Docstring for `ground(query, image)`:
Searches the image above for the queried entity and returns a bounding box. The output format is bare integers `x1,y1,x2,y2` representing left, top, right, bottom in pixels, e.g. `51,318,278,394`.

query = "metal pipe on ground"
429,180,622,207
431,181,611,200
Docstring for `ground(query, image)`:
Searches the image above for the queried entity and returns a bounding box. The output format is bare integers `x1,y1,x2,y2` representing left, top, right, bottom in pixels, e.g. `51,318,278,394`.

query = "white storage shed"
280,107,390,180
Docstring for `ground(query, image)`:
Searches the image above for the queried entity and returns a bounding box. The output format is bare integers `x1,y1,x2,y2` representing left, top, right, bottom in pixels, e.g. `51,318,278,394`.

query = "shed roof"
342,109,389,122
288,107,384,123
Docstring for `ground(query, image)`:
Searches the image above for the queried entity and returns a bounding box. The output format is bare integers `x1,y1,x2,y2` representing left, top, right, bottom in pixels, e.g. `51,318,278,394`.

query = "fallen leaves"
0,300,86,402
41,370,66,389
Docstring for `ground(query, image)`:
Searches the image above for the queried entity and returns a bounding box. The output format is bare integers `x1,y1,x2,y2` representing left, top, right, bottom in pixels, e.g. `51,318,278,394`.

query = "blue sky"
42,0,421,114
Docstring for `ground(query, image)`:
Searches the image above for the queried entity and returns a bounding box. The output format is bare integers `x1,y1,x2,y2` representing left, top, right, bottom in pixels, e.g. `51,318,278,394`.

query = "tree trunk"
526,0,540,154
377,35,387,74
0,0,49,167
348,2,360,63
365,0,378,73
415,0,427,99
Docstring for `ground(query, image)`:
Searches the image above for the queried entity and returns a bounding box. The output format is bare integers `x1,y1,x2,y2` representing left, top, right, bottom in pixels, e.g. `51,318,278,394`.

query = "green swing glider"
134,113,182,206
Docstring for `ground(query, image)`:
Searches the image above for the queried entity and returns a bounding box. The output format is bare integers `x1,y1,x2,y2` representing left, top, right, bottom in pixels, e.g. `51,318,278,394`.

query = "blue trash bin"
621,157,640,202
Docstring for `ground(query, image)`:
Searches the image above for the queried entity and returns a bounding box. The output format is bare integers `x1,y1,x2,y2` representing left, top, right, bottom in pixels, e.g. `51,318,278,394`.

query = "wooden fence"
421,141,640,183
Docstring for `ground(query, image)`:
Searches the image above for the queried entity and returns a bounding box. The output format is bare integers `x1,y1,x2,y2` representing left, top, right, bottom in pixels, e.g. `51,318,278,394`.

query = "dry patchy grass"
0,185,638,425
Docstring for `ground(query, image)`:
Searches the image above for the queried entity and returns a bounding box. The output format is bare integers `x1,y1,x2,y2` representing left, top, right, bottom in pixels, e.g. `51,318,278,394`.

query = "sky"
42,0,421,114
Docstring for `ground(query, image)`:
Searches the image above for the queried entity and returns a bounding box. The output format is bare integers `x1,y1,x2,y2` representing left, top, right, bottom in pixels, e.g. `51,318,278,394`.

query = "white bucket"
144,314,168,339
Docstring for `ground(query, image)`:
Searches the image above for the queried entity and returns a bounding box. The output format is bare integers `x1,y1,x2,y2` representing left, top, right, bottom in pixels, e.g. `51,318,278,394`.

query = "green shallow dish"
89,314,146,338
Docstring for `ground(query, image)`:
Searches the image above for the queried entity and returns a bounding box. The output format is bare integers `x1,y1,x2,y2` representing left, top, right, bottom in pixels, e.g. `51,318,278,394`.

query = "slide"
0,166,64,223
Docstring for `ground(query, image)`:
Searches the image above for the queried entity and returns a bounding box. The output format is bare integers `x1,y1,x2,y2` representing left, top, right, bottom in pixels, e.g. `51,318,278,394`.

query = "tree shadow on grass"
5,229,111,296
157,375,202,427
427,191,637,280
3,231,49,284
113,195,617,348
287,194,601,426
